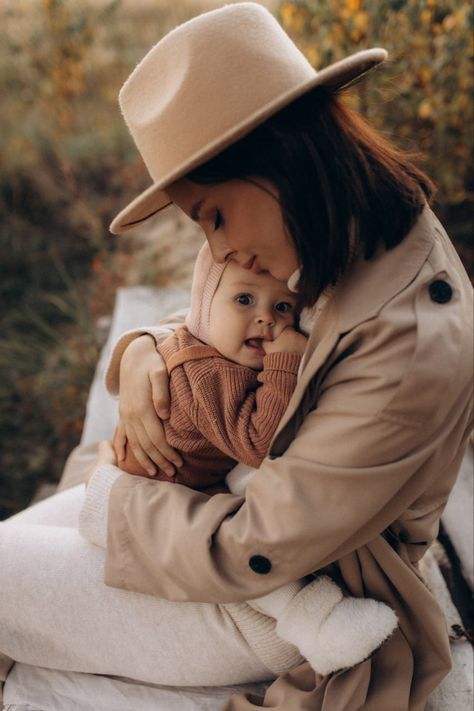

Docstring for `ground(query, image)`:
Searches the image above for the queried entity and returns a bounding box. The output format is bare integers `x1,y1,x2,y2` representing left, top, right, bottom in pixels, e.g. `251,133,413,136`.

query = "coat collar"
301,201,436,365
271,203,437,446
333,201,435,334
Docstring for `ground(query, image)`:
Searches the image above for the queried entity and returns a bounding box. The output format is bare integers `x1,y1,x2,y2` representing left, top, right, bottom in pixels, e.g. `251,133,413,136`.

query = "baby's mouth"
245,338,266,355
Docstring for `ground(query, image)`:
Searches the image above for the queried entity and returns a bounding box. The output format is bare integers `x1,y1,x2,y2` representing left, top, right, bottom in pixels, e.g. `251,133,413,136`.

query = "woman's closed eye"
214,209,224,231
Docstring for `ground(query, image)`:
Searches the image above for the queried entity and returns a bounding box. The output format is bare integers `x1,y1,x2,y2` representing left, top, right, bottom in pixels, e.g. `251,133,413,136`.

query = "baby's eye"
214,210,224,231
275,301,293,313
235,293,253,306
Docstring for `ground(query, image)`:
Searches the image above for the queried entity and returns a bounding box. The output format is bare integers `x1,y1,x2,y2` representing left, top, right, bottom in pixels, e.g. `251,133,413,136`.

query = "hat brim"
110,48,388,234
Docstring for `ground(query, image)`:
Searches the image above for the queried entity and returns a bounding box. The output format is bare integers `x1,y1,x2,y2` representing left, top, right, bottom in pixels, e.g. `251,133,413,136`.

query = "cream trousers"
0,485,273,687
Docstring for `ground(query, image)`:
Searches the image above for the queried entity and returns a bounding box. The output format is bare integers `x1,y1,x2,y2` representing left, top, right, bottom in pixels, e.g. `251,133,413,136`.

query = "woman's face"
165,178,299,282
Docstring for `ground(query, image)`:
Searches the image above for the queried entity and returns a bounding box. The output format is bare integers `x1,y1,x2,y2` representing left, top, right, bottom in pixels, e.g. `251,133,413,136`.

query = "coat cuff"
78,465,124,548
105,326,174,396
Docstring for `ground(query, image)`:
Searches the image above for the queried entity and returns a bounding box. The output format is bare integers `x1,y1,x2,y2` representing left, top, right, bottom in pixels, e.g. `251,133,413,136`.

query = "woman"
1,4,472,710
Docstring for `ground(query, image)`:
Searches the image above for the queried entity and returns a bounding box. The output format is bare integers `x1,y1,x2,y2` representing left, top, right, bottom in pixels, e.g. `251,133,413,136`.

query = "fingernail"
164,467,174,477
158,409,170,419
147,467,156,476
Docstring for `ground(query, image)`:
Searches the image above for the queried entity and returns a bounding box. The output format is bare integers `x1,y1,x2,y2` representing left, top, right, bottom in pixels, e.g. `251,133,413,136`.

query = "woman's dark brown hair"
188,85,437,308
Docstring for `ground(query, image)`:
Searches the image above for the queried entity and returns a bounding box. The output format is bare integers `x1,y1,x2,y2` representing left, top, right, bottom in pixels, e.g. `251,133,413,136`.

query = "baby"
113,243,397,675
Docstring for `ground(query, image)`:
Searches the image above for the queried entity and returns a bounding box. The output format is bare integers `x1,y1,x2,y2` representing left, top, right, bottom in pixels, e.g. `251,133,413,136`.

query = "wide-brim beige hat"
110,2,388,234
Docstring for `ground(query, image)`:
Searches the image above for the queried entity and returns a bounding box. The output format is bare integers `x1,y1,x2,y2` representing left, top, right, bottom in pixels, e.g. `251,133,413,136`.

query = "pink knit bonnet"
185,242,227,345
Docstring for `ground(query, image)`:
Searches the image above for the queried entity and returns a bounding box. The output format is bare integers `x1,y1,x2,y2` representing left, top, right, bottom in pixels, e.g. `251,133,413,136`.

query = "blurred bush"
277,0,474,266
0,0,213,518
0,0,472,518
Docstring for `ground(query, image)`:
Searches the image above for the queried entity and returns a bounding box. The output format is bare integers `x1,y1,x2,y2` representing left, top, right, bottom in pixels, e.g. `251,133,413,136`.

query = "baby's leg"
250,576,398,676
249,580,306,617
0,520,273,687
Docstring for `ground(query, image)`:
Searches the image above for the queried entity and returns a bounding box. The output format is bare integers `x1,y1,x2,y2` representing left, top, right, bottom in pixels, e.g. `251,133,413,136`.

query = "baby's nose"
256,312,275,340
256,309,274,324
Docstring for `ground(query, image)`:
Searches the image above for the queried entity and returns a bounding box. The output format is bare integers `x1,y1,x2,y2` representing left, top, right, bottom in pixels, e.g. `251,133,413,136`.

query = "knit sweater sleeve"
192,352,301,468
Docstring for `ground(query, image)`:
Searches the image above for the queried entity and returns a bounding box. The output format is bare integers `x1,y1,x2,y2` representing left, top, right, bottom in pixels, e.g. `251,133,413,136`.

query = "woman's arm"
100,399,453,602
105,310,188,474
93,250,473,602
114,335,182,475
105,308,189,395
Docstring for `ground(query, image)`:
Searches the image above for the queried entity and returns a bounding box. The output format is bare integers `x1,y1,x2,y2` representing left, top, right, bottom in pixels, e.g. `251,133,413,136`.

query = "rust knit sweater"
116,326,301,494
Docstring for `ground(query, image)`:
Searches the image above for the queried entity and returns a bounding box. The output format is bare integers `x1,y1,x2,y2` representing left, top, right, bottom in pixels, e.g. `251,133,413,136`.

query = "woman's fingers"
142,413,183,470
123,423,160,476
124,418,181,477
149,364,171,419
117,334,182,475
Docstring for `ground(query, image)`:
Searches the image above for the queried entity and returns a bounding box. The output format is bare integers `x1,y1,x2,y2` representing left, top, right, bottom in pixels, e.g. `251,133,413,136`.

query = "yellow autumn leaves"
277,0,473,205
339,0,369,42
281,0,370,45
280,2,306,34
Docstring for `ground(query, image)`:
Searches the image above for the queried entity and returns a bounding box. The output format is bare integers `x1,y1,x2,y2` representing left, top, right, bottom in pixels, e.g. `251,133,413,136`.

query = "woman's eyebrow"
191,198,207,221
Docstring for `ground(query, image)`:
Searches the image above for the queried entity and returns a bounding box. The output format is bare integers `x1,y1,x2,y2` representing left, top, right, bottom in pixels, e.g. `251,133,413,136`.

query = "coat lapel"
270,323,340,456
270,203,437,456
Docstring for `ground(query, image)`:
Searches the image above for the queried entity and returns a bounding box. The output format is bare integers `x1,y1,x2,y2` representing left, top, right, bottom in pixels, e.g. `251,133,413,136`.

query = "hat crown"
119,3,316,181
110,3,387,233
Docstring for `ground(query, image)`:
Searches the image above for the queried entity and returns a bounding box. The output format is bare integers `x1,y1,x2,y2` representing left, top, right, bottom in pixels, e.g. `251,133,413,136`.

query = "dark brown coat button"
249,555,272,574
429,280,452,304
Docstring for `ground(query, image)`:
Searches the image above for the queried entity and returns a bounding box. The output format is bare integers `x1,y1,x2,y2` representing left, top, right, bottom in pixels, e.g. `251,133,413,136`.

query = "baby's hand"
263,327,308,357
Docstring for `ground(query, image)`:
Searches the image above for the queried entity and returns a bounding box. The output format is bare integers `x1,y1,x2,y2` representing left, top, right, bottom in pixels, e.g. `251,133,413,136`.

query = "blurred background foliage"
279,0,473,224
0,0,472,519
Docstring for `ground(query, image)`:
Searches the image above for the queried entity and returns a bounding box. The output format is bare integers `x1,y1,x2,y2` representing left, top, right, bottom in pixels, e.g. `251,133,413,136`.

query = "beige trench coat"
104,203,473,710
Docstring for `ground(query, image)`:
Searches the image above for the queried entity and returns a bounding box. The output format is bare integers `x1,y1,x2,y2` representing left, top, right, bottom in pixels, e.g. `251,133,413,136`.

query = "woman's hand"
115,335,183,477
85,440,117,487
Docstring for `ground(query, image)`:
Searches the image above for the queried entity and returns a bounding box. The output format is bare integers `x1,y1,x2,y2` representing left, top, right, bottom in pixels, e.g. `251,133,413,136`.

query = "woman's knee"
3,485,85,528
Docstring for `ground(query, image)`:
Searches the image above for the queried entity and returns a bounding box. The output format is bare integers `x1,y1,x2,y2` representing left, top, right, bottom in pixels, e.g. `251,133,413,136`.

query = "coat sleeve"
190,352,301,468
103,269,473,602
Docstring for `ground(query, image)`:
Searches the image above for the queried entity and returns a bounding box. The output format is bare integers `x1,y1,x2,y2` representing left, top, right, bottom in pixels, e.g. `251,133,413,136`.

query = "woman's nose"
206,235,234,264
206,233,256,269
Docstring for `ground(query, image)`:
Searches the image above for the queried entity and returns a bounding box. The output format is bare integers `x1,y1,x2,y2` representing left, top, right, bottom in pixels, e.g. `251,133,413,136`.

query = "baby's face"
208,261,298,369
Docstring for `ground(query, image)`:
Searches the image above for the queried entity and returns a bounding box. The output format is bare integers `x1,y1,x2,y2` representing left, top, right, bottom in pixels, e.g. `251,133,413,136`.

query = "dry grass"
1,0,472,518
